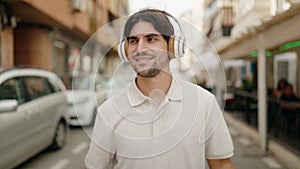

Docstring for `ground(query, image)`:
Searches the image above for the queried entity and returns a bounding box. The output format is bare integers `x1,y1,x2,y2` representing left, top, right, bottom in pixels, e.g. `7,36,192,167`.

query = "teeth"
135,57,151,62
138,58,148,61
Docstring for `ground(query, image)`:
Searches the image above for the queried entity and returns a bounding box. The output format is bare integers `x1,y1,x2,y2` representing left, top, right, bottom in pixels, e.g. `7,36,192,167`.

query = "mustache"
132,51,155,58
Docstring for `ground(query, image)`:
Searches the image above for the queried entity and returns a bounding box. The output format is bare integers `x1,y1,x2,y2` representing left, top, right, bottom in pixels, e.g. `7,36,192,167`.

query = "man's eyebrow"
127,36,137,40
145,33,160,38
127,33,161,40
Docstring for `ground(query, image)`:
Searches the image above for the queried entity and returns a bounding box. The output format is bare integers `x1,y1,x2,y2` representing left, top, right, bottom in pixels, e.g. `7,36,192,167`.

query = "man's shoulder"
177,79,214,98
98,87,128,111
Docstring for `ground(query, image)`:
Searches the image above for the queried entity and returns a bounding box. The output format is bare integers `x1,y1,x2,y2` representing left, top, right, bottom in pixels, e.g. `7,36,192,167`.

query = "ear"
168,35,175,59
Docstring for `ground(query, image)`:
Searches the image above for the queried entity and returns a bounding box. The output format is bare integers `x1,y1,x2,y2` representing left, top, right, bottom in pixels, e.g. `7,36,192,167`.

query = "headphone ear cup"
118,39,129,62
168,35,185,59
177,36,185,58
168,36,175,59
166,14,186,58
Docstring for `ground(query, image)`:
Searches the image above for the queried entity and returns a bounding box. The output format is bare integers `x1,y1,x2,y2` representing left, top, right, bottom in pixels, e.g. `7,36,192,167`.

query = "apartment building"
0,0,128,85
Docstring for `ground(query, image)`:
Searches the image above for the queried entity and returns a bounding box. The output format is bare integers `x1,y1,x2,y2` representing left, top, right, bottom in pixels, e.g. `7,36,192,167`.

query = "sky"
128,0,195,17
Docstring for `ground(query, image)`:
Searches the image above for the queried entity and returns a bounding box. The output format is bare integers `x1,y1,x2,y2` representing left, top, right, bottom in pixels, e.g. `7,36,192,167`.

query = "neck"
136,71,172,97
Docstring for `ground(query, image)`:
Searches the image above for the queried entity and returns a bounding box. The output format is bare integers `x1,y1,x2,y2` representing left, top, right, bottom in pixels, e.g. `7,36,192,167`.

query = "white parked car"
0,67,69,169
66,74,108,126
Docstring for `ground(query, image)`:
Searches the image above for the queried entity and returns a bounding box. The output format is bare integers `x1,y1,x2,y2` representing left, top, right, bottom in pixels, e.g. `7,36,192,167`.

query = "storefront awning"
219,3,300,60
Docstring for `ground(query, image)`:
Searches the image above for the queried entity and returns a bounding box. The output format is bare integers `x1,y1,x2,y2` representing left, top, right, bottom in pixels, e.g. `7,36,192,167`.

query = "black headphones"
118,9,186,62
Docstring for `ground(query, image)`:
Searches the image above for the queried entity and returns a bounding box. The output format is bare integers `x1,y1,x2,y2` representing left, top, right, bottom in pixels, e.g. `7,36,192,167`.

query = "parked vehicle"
66,74,108,126
0,67,69,169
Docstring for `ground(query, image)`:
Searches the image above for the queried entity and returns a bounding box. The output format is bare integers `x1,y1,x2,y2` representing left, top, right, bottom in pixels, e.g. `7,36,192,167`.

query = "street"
1,1,300,169
13,124,289,169
228,126,288,169
15,127,92,169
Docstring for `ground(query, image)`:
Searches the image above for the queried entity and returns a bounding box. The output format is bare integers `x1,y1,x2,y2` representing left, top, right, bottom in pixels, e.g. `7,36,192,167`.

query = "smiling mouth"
134,56,154,64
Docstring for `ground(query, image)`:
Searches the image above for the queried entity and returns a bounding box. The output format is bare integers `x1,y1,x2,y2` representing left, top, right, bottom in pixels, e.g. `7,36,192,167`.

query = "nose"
136,39,148,53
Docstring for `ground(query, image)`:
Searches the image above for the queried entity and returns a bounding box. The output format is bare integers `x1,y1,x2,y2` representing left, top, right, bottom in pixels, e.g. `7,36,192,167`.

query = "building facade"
199,0,300,169
0,0,128,87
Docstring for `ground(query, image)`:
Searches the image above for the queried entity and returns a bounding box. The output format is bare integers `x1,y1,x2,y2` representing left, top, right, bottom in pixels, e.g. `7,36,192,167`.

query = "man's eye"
128,39,137,45
147,37,155,42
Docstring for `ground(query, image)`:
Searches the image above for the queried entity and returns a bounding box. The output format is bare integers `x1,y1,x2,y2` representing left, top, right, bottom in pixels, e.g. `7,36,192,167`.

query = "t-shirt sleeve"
204,96,234,159
84,109,115,169
85,141,114,169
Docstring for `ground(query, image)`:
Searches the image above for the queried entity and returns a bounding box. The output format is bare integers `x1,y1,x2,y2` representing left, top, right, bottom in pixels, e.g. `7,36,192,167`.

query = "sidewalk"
227,125,289,169
205,123,288,169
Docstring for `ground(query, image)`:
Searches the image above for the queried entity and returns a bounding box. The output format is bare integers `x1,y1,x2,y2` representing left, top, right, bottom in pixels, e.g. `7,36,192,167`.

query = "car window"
0,78,27,104
23,76,52,101
47,77,62,92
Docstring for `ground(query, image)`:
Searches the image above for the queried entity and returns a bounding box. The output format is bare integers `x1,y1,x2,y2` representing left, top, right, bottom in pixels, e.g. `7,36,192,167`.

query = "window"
274,52,297,93
23,77,52,101
0,78,26,104
48,77,63,92
271,0,291,15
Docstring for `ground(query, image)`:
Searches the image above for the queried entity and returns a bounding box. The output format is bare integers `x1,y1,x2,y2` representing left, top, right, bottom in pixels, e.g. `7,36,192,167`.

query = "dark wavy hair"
123,9,174,43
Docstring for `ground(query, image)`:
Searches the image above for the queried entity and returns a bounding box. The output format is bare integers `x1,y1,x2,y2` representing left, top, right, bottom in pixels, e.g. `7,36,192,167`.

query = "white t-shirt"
85,78,234,169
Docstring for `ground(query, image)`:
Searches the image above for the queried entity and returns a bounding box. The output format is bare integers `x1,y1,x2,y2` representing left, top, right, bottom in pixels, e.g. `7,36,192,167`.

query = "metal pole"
258,47,267,152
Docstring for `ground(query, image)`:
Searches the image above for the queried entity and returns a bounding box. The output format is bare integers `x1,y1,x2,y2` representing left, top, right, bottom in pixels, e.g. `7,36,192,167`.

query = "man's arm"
85,108,115,169
207,158,235,169
85,140,114,169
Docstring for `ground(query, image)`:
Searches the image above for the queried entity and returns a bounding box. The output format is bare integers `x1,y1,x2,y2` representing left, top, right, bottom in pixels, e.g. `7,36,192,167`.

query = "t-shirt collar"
127,77,182,107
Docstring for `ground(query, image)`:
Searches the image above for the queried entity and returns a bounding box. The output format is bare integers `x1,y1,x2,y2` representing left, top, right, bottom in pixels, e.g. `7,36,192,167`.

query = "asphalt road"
14,124,289,169
15,126,92,169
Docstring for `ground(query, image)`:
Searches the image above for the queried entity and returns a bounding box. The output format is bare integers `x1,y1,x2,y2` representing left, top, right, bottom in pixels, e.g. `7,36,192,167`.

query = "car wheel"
50,121,67,150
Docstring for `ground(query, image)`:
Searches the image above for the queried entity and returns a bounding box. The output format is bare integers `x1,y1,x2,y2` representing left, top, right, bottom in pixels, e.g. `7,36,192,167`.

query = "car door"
22,76,55,147
0,77,34,169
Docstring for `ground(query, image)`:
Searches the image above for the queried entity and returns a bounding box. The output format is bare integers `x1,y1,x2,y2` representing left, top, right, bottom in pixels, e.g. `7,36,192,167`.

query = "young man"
85,9,235,169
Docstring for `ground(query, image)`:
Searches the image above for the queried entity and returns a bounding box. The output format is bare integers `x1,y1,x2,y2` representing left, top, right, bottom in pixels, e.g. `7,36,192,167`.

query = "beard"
129,50,170,78
136,68,161,78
